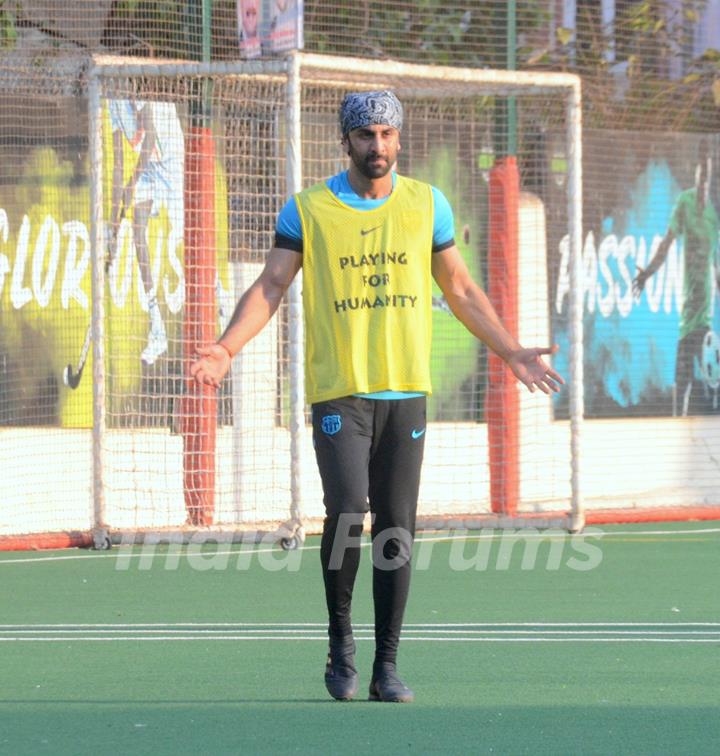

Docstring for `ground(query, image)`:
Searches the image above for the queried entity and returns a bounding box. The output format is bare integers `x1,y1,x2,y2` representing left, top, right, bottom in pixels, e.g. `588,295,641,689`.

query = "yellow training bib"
296,175,434,403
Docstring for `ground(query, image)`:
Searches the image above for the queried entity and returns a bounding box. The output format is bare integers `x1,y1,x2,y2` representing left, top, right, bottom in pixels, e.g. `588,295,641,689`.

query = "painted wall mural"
0,100,230,429
552,132,720,417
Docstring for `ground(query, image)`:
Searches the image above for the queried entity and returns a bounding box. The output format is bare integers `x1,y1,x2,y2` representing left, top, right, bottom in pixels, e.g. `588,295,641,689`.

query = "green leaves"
0,7,17,50
555,26,573,47
712,78,720,107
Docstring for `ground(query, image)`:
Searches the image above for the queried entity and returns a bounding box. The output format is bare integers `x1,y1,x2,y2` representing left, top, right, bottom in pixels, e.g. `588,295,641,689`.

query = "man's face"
242,0,259,37
343,124,401,179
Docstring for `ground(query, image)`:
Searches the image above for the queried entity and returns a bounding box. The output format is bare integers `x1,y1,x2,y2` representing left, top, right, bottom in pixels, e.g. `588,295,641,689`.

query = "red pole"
486,156,520,516
182,126,217,526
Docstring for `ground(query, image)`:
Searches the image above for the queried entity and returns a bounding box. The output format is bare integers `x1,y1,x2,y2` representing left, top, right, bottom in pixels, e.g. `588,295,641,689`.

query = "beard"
348,142,395,179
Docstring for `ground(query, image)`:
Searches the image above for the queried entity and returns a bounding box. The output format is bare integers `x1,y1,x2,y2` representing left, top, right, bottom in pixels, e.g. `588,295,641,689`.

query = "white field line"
1,628,719,636
0,622,718,629
414,528,720,544
0,628,720,641
0,544,321,565
0,622,718,643
0,636,718,643
1,526,718,566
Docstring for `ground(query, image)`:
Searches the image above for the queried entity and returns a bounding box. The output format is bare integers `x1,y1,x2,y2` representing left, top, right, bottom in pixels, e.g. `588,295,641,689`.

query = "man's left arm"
431,245,564,394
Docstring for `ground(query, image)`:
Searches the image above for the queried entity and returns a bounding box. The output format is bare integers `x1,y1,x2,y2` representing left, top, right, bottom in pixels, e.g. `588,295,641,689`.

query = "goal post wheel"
92,529,112,551
568,512,586,535
279,525,305,551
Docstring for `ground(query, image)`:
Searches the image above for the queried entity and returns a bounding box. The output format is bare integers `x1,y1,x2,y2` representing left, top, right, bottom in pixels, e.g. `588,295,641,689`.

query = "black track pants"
312,396,426,666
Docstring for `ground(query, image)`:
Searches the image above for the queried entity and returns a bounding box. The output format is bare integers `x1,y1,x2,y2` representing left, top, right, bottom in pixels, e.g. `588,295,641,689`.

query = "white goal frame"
86,53,585,546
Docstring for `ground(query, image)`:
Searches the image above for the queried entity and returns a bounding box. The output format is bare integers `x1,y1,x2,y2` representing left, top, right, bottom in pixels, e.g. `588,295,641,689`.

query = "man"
191,90,562,702
633,145,719,416
108,98,184,365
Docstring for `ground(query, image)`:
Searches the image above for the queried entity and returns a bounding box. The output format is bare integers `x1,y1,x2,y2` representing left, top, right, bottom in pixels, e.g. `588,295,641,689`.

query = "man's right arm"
190,247,302,387
634,194,686,296
633,227,675,297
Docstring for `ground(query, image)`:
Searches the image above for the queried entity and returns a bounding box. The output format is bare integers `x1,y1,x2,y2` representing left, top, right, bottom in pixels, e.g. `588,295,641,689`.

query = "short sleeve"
276,197,302,239
431,186,455,252
274,196,303,252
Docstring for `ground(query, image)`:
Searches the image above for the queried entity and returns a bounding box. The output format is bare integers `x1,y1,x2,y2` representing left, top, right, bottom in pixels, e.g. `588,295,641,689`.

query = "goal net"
13,53,717,551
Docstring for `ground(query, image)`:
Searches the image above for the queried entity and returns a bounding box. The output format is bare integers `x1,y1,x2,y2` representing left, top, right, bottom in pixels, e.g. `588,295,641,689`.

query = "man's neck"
346,167,394,199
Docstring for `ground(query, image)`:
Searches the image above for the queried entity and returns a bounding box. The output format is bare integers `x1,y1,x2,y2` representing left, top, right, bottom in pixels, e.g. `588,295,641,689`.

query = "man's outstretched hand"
506,345,564,395
190,343,232,388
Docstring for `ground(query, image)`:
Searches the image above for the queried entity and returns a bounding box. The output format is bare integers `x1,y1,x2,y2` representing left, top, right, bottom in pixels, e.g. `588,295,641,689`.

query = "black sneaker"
324,637,358,701
368,664,414,703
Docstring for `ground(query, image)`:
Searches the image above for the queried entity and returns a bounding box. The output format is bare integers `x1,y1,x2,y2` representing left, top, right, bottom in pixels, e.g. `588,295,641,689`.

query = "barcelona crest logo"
321,414,342,435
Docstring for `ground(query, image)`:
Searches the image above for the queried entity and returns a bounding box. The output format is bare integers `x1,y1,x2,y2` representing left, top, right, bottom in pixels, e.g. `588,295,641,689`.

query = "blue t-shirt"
277,171,456,401
276,171,455,252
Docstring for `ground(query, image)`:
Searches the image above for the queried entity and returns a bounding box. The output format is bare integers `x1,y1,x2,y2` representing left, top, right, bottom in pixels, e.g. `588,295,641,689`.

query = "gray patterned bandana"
339,90,404,136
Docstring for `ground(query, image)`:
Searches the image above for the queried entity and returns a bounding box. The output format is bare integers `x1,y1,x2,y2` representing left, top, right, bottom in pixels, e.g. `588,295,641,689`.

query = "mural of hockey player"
108,98,184,365
633,143,719,416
